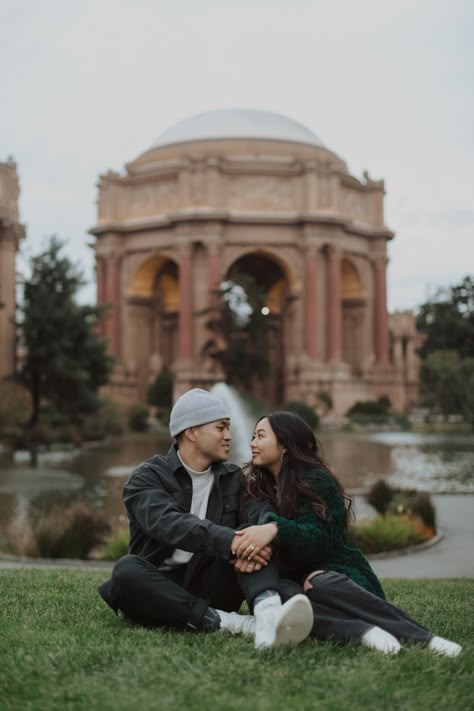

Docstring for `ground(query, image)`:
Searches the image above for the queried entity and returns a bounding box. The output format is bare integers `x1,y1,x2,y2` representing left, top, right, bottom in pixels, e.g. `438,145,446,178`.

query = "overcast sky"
1,0,473,311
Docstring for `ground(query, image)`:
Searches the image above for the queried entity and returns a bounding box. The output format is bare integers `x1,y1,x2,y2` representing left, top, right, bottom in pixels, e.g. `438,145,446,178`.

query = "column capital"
326,243,343,260
372,254,389,269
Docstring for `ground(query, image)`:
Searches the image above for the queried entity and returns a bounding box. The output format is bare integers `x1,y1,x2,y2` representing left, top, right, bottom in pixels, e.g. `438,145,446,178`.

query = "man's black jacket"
123,444,268,570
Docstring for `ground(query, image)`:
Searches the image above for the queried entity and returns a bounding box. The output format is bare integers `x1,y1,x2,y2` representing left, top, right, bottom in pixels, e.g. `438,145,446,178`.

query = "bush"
0,380,32,431
366,480,436,531
388,491,436,531
128,404,149,432
346,397,391,419
33,500,110,559
99,528,130,561
80,398,126,441
147,369,173,409
366,480,394,515
283,401,319,430
349,513,433,555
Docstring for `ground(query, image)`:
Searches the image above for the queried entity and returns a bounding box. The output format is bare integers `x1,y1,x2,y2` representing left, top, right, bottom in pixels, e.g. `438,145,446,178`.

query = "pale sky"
1,0,473,311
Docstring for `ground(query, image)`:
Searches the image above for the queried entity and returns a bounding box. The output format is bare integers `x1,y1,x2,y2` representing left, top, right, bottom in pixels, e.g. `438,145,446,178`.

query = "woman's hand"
231,523,278,561
229,545,273,573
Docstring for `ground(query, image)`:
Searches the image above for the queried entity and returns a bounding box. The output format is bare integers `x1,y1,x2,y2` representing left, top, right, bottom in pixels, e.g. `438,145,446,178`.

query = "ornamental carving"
126,180,178,218
226,175,296,211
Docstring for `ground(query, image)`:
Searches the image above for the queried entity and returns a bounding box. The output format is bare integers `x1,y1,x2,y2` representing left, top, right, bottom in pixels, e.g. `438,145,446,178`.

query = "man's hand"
229,545,273,573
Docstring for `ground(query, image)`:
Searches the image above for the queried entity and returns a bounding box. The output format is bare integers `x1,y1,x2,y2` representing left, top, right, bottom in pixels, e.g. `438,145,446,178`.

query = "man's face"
192,419,232,463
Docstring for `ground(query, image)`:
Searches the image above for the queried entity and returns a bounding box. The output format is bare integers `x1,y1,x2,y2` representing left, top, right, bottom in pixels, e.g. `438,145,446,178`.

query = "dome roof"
151,108,324,149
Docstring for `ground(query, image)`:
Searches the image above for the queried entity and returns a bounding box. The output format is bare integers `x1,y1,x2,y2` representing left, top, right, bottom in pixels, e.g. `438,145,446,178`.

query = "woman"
232,411,461,656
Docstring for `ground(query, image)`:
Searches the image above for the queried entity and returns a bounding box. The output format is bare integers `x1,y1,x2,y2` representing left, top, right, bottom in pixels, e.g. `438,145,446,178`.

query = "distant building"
0,158,25,379
90,109,420,414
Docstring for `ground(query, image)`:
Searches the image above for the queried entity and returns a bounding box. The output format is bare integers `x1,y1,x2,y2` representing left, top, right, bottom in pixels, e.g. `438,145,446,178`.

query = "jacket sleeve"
123,464,235,559
263,470,347,564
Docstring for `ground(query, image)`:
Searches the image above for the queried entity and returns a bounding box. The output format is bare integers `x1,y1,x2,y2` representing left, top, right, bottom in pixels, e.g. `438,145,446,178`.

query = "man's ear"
184,427,197,442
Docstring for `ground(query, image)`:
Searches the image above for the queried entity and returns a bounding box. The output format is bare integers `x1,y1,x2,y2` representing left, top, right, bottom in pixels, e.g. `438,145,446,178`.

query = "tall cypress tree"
18,237,114,426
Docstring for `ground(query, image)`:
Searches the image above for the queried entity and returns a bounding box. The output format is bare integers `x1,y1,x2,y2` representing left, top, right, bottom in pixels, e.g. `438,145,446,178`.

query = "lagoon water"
1,429,473,533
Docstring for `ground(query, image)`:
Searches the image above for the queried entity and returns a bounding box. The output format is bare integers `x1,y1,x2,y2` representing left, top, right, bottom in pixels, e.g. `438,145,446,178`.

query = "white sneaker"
428,635,462,657
216,610,256,636
254,594,313,650
361,626,401,654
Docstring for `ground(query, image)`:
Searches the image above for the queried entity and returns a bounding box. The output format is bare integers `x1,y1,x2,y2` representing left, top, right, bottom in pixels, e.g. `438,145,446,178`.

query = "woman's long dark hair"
243,410,353,529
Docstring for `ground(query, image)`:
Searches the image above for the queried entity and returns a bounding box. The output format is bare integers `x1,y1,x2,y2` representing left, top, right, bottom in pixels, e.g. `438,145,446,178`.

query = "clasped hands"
229,522,278,574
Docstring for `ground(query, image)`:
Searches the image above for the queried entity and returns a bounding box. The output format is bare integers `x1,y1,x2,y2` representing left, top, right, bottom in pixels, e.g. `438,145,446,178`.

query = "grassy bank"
0,570,472,710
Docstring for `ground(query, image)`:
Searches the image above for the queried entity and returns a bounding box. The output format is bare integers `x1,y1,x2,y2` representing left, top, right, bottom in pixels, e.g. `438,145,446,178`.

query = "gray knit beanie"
169,388,230,437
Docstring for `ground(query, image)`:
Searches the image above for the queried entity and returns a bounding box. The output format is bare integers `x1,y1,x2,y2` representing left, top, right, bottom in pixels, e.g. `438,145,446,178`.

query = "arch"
341,258,363,299
222,246,297,291
129,254,178,298
341,257,367,375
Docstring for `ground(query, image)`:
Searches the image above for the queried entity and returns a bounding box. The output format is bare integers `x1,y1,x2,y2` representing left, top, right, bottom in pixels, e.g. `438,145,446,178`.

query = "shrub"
80,398,126,441
33,500,110,559
147,369,173,409
388,491,436,531
128,404,149,432
349,513,433,555
99,528,130,561
346,397,391,419
0,380,32,431
366,479,394,515
283,401,319,430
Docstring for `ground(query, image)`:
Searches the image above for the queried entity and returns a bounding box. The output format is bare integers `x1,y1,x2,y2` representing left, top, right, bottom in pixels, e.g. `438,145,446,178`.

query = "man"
98,388,312,649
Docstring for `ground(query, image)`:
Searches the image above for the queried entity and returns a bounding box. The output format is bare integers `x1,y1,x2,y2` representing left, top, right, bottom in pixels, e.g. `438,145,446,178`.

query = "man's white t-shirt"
162,451,215,568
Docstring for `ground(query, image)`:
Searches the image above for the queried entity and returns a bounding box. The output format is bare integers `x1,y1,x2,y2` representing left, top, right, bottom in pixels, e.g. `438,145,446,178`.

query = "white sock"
428,635,462,657
361,626,401,654
215,610,256,636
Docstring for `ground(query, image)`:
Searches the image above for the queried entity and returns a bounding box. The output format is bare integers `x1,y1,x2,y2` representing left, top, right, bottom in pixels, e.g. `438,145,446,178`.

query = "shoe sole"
271,594,314,649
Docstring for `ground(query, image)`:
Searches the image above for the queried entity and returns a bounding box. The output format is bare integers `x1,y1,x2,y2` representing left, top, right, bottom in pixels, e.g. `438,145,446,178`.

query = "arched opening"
127,254,178,399
225,252,290,404
341,259,366,375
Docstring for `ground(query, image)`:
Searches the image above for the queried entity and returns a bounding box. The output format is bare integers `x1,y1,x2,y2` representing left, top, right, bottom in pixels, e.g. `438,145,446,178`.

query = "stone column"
96,255,106,337
104,254,121,357
178,244,193,361
0,228,17,377
373,256,389,365
393,336,403,370
326,245,342,362
304,242,319,359
206,240,221,307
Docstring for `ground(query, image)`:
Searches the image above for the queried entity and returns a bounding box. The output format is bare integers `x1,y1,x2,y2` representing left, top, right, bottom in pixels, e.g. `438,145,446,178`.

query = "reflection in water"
0,430,473,533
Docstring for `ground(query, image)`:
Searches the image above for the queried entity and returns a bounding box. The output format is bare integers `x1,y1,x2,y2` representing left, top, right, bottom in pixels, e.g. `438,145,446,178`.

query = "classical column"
206,241,221,307
0,229,17,377
104,254,121,357
326,245,342,362
178,244,193,361
304,243,319,359
373,256,389,365
96,255,106,337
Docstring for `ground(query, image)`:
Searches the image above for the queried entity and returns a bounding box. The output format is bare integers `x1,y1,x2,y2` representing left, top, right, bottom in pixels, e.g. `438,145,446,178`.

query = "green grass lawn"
0,570,472,711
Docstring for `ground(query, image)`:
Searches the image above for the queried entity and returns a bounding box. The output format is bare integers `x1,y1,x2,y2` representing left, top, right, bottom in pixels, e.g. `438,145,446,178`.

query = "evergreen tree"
18,237,113,426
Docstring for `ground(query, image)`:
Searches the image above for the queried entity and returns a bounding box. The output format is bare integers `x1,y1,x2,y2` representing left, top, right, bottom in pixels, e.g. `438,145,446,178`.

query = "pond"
1,429,473,532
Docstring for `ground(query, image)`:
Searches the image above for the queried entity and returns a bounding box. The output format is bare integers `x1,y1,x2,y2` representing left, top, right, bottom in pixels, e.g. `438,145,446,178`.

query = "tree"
202,273,270,388
420,350,474,426
417,275,474,358
18,237,114,426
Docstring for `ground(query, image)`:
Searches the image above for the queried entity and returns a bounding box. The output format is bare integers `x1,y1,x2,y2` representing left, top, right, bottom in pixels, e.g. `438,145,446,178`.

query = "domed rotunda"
91,109,419,414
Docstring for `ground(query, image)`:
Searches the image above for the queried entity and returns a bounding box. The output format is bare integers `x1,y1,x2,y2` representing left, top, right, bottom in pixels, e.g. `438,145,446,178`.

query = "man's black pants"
98,553,279,630
99,557,432,644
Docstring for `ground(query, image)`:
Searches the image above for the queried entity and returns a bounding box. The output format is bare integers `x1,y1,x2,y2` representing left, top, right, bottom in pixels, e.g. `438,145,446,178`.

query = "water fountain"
210,383,258,465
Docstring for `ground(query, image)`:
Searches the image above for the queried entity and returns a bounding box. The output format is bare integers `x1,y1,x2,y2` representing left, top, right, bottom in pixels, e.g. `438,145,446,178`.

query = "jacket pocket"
221,494,239,526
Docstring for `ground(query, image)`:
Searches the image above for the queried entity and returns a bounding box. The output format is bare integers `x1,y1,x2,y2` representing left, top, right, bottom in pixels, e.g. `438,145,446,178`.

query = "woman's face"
251,417,285,477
